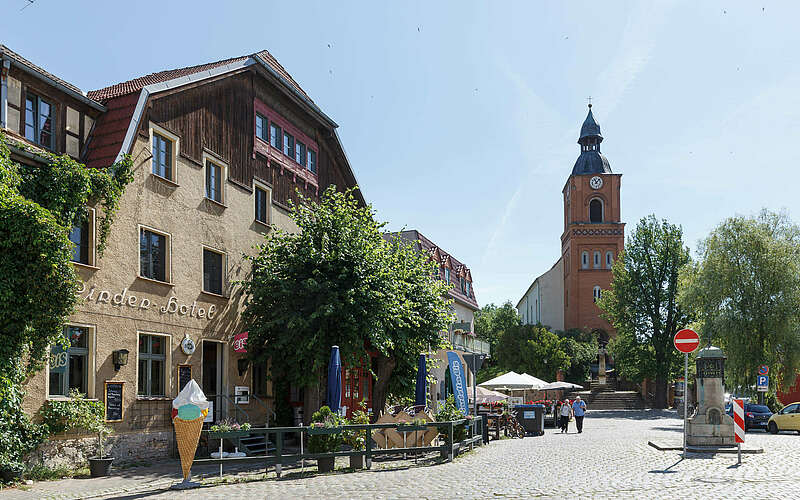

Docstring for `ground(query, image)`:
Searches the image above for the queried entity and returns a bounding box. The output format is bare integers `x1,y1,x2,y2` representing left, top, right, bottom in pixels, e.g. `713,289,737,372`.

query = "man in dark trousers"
572,396,587,433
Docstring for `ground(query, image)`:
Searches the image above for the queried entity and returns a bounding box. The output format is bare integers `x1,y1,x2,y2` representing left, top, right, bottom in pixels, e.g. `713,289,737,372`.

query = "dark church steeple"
572,104,612,175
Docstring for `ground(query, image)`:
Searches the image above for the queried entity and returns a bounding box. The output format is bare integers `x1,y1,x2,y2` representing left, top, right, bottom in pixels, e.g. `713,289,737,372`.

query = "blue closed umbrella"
326,345,342,414
415,354,427,407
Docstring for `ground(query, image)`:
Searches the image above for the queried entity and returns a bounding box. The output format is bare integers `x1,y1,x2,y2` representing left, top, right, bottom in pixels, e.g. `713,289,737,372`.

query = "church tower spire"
560,103,624,337
572,104,612,176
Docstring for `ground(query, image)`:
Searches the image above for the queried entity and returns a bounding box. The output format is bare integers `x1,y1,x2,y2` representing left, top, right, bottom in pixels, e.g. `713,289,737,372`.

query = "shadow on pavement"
648,457,683,474
585,409,678,420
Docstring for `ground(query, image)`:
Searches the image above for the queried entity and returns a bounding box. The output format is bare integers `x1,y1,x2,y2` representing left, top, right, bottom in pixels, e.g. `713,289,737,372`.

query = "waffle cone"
173,417,204,479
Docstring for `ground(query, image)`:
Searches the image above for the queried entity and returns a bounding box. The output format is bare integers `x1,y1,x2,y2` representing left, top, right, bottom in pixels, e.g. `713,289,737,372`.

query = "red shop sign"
233,332,248,353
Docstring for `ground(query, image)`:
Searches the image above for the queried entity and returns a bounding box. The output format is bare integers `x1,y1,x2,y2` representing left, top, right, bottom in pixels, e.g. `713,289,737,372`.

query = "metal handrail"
196,417,484,478
250,394,276,427
217,394,250,423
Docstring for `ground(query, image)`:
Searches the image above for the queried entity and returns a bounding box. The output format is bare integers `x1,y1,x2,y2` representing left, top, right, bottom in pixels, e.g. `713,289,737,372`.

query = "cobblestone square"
83,410,799,499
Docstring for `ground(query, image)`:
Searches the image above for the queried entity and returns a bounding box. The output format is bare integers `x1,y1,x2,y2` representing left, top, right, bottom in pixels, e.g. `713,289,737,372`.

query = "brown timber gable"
139,70,353,207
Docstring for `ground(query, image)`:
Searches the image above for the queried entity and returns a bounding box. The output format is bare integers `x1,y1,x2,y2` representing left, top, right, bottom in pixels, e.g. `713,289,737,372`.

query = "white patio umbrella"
540,381,584,391
468,386,509,404
479,371,539,390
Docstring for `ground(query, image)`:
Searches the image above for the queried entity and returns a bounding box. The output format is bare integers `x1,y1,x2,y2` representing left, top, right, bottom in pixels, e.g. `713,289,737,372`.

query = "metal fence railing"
195,417,484,478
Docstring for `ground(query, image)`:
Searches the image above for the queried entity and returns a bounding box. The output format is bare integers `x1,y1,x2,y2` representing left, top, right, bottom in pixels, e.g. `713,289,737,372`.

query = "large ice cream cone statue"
171,380,209,484
174,416,204,479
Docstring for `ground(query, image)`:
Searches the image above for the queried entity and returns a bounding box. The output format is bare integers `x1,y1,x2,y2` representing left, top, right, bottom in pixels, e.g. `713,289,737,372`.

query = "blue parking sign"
757,375,768,391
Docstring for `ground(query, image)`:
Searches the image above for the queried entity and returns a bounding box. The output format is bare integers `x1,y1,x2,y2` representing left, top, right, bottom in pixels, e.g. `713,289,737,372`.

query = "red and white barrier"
733,398,745,443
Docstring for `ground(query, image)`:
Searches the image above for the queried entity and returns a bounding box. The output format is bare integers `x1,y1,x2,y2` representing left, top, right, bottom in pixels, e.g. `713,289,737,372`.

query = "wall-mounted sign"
181,334,196,355
75,283,217,321
235,385,250,405
177,364,192,392
104,381,124,422
233,332,248,353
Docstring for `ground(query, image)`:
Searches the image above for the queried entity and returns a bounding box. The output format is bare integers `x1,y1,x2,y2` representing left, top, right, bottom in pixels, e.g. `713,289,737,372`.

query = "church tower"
561,105,624,336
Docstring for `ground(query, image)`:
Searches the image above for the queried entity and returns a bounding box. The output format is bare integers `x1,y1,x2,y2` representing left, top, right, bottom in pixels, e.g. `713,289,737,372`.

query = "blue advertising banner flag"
446,351,469,415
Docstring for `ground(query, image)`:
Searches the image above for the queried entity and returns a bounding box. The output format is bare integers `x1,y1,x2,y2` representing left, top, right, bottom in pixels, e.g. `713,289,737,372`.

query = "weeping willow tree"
680,210,800,395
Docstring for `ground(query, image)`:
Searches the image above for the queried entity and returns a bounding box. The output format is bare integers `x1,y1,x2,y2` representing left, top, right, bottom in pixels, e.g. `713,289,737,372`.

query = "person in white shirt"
559,398,573,433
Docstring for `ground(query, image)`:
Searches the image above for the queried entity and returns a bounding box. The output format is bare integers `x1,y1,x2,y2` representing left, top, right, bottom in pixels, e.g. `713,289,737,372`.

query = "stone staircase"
575,381,650,410
238,433,275,456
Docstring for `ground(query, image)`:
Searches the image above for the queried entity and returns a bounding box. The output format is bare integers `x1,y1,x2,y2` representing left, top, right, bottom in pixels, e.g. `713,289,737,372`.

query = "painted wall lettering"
76,283,218,320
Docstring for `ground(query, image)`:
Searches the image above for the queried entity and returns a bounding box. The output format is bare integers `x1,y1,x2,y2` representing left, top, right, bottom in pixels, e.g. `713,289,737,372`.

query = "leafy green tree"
0,134,132,481
241,187,452,419
598,215,691,408
494,324,570,381
474,301,520,355
559,329,599,385
680,210,800,395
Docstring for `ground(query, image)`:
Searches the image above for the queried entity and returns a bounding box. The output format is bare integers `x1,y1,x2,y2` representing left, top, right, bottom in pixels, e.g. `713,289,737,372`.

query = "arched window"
581,251,589,269
593,286,602,303
593,251,601,269
606,251,614,269
589,199,603,223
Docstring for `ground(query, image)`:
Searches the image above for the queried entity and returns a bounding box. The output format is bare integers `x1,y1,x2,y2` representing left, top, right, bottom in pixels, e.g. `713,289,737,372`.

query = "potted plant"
343,402,369,469
434,395,466,456
307,406,342,472
40,390,114,477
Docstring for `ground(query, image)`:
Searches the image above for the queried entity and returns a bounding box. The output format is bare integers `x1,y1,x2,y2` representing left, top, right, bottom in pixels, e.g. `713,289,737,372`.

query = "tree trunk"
370,353,396,422
654,375,668,409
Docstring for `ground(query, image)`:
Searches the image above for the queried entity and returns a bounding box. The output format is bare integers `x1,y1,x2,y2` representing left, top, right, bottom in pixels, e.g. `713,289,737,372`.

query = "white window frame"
201,245,227,297
136,331,172,399
606,251,614,269
137,224,173,284
593,286,602,303
593,251,601,269
149,122,180,185
253,179,272,226
581,251,589,269
70,207,97,268
46,323,96,400
202,151,227,206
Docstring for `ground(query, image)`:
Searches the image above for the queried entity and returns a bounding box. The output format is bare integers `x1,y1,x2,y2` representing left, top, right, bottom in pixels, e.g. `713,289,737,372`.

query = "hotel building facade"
1,45,361,463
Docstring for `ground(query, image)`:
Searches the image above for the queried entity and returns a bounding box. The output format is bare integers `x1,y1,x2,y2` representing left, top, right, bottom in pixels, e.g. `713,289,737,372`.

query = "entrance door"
202,341,225,421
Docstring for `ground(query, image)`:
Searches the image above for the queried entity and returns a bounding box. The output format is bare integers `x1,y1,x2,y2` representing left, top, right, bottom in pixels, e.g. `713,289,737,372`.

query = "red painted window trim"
253,98,319,190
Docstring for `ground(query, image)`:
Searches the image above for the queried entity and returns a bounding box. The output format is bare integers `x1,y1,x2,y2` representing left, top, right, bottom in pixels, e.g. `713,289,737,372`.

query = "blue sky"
6,1,800,306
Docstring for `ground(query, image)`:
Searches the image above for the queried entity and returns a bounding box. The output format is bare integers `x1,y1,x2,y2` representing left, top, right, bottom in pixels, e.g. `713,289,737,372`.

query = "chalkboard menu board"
104,381,124,422
178,364,192,392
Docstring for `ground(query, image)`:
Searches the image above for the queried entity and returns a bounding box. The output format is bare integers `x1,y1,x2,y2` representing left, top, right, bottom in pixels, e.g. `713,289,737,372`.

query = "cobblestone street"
8,409,794,500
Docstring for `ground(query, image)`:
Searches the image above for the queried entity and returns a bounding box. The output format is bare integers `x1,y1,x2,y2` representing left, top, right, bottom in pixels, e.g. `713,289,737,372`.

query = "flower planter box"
208,430,252,439
307,426,343,436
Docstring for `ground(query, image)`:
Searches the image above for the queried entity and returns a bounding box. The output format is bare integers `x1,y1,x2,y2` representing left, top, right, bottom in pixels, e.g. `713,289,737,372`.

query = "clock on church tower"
560,104,625,337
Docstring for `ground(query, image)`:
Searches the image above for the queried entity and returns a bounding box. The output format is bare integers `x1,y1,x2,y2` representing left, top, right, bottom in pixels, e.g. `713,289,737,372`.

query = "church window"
589,199,603,223
593,286,601,303
581,251,589,269
593,251,601,269
606,251,614,269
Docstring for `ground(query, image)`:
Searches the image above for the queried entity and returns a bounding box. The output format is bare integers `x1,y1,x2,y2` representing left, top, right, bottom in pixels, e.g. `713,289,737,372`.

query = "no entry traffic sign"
674,329,700,354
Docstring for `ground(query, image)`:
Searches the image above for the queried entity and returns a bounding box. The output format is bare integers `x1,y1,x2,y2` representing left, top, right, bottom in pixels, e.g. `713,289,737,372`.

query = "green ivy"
0,133,132,483
39,389,109,436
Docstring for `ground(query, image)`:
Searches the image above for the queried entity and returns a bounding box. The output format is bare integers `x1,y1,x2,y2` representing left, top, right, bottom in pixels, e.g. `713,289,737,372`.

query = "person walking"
572,396,587,433
559,398,572,433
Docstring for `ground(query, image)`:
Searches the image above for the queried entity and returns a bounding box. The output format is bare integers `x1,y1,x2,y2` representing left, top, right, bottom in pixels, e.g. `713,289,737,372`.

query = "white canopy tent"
540,381,584,391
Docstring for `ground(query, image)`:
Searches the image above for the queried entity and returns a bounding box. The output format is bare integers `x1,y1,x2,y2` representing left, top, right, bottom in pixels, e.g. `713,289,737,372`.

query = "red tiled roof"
84,93,138,169
389,230,479,310
84,49,317,169
87,50,312,103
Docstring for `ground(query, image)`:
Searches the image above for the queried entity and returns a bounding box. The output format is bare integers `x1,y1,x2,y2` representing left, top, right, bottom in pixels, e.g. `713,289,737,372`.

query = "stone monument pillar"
597,347,607,385
686,346,734,446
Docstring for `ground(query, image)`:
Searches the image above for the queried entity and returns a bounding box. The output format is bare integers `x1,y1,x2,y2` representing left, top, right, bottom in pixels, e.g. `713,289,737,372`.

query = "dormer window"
445,268,450,284
466,281,471,296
